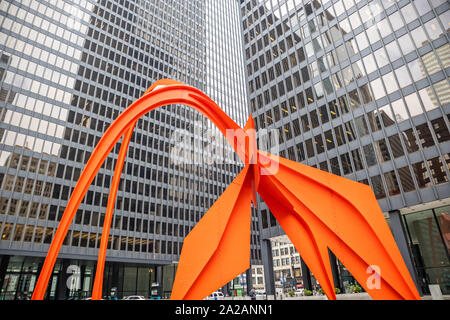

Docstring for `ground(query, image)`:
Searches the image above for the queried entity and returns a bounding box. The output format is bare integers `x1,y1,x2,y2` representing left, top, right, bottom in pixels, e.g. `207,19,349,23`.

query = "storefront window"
404,207,450,294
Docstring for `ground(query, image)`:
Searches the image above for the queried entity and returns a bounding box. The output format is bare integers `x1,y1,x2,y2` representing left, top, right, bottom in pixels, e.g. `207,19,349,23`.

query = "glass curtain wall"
403,205,450,294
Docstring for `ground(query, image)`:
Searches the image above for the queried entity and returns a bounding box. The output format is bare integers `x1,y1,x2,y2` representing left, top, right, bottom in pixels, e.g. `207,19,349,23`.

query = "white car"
123,295,146,300
295,289,304,296
205,291,224,300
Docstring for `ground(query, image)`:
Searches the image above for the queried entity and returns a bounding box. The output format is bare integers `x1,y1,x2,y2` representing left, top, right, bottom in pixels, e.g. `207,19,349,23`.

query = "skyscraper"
0,0,252,300
239,0,449,296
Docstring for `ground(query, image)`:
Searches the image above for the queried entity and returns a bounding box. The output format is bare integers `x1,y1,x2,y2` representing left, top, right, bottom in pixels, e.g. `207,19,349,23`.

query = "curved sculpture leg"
91,121,136,300
31,81,245,300
257,151,420,300
170,166,254,300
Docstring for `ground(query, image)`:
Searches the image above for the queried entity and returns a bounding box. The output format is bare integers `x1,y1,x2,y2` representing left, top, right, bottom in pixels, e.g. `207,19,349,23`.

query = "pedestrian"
249,288,256,301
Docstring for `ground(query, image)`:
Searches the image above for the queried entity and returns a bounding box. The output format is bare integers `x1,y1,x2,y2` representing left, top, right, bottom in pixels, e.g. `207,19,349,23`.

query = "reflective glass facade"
239,0,449,295
0,0,253,299
403,205,449,294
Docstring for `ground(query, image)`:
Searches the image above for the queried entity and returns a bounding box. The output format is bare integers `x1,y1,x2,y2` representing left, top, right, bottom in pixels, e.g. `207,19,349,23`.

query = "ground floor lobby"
0,255,177,300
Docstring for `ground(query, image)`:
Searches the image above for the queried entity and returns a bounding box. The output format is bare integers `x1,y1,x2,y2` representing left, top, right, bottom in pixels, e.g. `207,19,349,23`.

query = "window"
431,117,450,143
306,139,314,158
428,156,448,185
424,18,442,41
388,134,405,158
418,86,438,112
377,138,391,162
385,41,401,62
334,125,346,146
405,92,423,117
355,32,369,51
314,82,324,99
355,115,369,137
301,66,310,82
401,3,418,24
389,11,404,31
349,12,361,29
377,18,392,38
410,26,428,48
315,134,325,154
363,144,377,167
363,54,377,74
330,157,341,176
351,148,364,171
296,143,305,161
382,72,398,95
366,25,381,45
325,130,335,150
395,65,412,88
407,59,425,82
397,34,415,55
434,79,450,105
402,128,420,153
370,175,386,199
306,87,314,104
370,78,385,100
374,47,389,68
416,123,435,149
340,153,353,175
412,161,432,188
421,50,441,76
398,166,415,192
384,171,400,196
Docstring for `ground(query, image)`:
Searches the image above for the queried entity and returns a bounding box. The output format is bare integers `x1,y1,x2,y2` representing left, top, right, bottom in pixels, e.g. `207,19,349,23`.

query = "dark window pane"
388,134,405,158
340,153,353,175
431,117,450,143
314,134,325,154
325,130,335,150
370,175,386,199
351,148,364,171
306,139,315,158
384,171,401,196
398,166,415,192
402,128,419,153
330,157,341,176
427,156,448,185
416,123,435,149
363,144,377,167
376,138,391,162
412,161,432,188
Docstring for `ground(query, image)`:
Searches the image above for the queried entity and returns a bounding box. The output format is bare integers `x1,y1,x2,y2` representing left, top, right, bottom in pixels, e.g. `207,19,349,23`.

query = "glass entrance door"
404,206,450,295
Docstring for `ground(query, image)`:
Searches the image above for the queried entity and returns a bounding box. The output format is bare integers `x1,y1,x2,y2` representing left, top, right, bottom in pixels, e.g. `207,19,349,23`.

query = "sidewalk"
224,293,450,300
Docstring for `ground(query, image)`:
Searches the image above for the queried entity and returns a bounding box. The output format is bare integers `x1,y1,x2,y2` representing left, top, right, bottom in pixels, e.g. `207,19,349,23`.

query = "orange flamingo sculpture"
31,79,420,300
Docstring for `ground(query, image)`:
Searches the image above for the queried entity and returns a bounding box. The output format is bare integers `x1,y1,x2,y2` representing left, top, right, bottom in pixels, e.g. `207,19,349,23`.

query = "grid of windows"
0,0,257,268
239,0,450,233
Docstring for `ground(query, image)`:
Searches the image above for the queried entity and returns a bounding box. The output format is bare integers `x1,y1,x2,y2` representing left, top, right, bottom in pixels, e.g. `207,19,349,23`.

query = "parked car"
294,288,304,296
123,295,146,300
205,291,224,300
